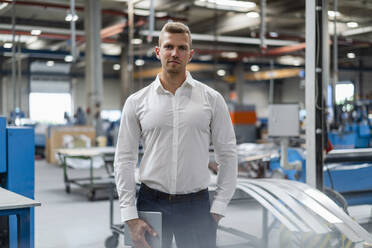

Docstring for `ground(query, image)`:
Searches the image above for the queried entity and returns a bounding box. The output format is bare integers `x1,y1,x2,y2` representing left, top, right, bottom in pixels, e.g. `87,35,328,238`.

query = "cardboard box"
46,126,96,164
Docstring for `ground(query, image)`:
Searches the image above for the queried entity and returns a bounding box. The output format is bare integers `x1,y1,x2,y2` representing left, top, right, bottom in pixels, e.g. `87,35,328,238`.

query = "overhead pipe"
0,29,117,43
195,42,306,60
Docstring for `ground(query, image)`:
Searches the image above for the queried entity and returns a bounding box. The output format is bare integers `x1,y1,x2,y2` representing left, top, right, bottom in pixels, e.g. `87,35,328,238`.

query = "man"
114,22,237,248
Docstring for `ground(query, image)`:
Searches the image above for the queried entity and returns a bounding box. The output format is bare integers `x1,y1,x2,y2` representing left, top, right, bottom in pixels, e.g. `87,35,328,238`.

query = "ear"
189,49,194,63
155,46,160,60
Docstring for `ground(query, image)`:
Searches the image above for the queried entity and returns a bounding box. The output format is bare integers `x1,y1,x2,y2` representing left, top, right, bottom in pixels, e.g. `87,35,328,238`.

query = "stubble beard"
165,63,184,75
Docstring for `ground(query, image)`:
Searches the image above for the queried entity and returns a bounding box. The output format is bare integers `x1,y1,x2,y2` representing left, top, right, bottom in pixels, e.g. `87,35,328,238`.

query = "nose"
171,48,179,57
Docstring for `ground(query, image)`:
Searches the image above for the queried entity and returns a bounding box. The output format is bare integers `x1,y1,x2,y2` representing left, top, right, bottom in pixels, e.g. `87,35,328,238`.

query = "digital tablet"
124,211,162,248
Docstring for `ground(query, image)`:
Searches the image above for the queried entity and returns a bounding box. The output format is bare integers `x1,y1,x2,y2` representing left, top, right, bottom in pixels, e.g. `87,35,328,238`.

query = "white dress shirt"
114,72,237,222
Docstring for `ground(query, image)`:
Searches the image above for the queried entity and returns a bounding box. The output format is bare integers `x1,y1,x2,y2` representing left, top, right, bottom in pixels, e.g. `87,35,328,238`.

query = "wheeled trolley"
105,182,125,248
57,147,116,201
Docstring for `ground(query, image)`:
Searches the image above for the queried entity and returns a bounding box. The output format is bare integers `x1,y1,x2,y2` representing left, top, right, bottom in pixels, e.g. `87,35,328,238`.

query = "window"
29,92,72,124
335,82,354,104
101,110,121,122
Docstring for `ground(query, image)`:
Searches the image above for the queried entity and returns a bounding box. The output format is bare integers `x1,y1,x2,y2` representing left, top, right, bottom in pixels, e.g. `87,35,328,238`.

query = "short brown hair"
158,22,192,47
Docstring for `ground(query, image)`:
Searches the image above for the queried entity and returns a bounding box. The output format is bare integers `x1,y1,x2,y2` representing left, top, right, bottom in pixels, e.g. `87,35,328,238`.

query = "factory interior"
2,0,372,247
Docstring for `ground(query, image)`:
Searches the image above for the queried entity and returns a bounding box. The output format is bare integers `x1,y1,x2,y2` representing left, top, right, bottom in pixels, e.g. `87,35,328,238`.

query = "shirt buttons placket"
171,95,178,193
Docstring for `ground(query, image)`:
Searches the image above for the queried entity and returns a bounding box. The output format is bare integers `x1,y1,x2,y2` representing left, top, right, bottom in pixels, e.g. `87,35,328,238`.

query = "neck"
159,70,187,94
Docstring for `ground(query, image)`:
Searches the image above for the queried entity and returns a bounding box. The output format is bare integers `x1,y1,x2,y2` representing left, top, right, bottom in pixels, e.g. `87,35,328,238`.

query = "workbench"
0,187,40,248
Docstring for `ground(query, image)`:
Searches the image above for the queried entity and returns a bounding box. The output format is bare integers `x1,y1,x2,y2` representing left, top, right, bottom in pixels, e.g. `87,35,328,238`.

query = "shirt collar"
154,71,195,94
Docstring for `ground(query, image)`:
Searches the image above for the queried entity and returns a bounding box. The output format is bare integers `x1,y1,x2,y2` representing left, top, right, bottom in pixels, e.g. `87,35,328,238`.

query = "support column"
0,55,3,115
235,62,244,104
84,0,103,125
120,48,130,108
332,0,338,114
358,58,363,99
305,0,329,190
268,60,274,104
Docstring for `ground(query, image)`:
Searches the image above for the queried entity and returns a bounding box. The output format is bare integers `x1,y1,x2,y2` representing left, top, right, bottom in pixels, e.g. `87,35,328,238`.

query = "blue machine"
323,162,372,206
0,116,35,248
270,148,306,182
328,122,371,149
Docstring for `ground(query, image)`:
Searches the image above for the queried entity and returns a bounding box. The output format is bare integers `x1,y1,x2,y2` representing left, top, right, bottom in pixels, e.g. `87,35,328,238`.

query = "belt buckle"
168,194,174,201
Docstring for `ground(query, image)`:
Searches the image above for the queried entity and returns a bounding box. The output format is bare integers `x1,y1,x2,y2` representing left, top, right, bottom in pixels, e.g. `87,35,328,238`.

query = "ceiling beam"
224,68,303,82
140,30,298,46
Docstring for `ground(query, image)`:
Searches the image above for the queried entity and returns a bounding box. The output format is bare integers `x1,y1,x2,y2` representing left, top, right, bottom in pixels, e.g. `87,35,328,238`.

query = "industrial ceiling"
0,0,372,77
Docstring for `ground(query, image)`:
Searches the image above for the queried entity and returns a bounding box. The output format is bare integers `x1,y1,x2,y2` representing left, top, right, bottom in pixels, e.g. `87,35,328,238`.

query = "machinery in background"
228,102,257,144
329,100,372,149
266,103,372,207
9,108,25,126
0,116,36,248
268,104,303,172
324,148,372,206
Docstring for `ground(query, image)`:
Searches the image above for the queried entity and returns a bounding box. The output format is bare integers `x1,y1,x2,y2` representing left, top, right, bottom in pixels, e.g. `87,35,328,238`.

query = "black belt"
141,183,208,202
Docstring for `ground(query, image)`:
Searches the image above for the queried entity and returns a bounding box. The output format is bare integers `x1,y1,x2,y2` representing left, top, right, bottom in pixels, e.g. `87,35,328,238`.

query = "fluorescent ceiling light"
269,32,278,38
0,3,8,10
101,43,121,56
250,65,260,72
221,52,238,59
328,10,340,17
217,69,226,76
64,55,74,62
155,12,168,18
0,34,39,44
3,43,12,49
31,29,42,36
46,61,55,67
246,11,260,18
347,22,358,28
65,13,79,22
26,39,45,50
194,0,256,12
135,59,145,66
134,9,150,16
199,54,213,61
342,26,372,36
113,64,121,70
347,52,355,59
132,38,143,45
277,55,304,66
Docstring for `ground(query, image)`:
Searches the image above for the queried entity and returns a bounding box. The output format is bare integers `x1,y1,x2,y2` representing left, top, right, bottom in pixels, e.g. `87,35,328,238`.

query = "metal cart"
105,182,125,248
57,147,116,201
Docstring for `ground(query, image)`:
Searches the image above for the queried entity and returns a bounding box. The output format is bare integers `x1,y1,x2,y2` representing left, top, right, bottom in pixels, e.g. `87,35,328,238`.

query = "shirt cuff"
121,206,139,223
210,199,228,217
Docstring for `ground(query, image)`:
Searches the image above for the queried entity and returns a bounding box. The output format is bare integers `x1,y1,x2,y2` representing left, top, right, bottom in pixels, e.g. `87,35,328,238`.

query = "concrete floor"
34,159,372,248
35,159,117,248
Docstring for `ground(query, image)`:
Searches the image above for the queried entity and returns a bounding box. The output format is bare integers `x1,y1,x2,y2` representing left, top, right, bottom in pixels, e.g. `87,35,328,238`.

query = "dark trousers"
136,184,217,248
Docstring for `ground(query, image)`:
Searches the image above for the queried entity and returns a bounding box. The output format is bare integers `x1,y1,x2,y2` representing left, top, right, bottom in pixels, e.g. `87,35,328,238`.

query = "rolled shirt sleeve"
210,93,238,216
114,96,141,223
